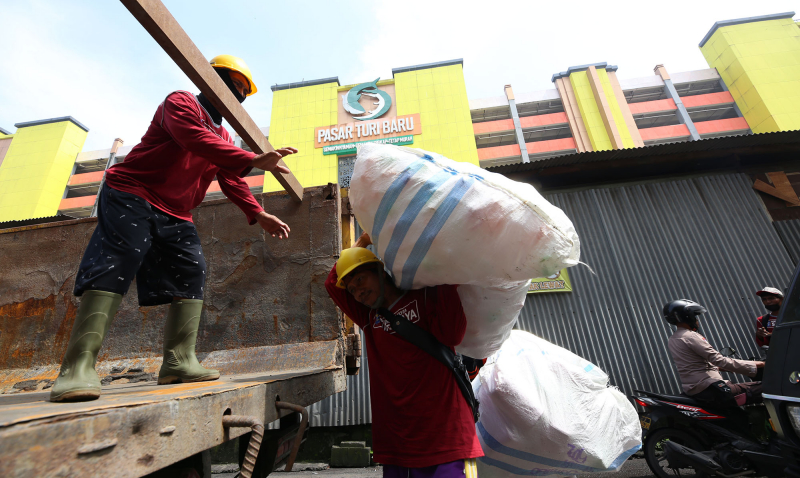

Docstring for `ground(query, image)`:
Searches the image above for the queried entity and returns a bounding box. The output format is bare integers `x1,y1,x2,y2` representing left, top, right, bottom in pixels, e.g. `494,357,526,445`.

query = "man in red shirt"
755,286,784,347
325,233,482,478
51,55,297,402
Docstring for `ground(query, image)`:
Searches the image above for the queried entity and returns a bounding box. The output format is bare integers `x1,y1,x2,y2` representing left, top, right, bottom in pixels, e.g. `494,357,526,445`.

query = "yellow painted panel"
394,64,478,166
745,98,770,126
570,71,612,151
596,69,635,149
701,16,800,132
753,116,780,133
263,81,339,193
265,64,478,194
0,120,87,221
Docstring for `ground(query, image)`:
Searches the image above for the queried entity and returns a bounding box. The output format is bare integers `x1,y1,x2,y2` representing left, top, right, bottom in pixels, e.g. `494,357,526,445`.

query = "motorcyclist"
664,300,765,408
755,286,783,347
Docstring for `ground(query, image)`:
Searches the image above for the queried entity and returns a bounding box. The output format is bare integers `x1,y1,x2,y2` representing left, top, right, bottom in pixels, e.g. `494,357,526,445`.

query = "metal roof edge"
0,214,86,232
392,59,463,77
270,77,340,92
14,116,89,133
0,126,11,135
486,129,800,174
699,11,795,47
551,62,618,82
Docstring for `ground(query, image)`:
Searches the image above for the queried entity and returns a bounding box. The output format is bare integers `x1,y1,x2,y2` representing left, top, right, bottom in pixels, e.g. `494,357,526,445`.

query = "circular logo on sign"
342,78,392,121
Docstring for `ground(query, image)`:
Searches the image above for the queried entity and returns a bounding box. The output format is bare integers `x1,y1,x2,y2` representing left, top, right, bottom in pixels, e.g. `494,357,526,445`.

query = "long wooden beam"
119,0,303,202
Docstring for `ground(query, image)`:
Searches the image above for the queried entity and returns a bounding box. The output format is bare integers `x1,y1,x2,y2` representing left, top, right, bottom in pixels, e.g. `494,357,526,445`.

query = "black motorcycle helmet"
663,299,707,329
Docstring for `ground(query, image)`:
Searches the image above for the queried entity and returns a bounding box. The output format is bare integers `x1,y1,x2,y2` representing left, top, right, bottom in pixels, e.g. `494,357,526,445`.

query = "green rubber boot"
50,290,122,402
157,299,220,385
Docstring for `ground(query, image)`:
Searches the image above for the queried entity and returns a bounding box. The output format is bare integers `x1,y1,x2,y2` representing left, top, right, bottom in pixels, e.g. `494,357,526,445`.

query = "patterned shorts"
73,184,206,306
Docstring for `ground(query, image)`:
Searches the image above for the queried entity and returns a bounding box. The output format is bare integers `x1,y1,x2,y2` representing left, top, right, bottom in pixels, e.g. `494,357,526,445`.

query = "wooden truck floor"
0,366,344,478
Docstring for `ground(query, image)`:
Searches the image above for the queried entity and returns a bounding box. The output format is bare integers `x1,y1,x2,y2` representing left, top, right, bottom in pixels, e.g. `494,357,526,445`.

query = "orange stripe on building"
205,174,265,194
694,117,749,134
473,119,515,135
682,91,734,109
629,92,734,116
68,171,104,185
639,124,691,141
473,113,569,135
59,195,96,210
478,137,577,161
477,144,521,161
554,77,591,153
525,137,577,154
519,112,569,129
628,98,677,115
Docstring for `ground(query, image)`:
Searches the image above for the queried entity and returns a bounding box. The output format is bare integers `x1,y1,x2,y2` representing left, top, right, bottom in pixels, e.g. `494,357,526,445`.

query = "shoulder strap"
378,307,480,422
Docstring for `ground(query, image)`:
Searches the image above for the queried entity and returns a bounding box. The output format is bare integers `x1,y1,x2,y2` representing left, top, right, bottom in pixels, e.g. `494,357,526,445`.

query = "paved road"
213,459,656,478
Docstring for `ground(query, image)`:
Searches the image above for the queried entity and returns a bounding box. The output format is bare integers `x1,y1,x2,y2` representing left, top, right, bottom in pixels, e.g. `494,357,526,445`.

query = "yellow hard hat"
335,247,384,289
209,54,258,96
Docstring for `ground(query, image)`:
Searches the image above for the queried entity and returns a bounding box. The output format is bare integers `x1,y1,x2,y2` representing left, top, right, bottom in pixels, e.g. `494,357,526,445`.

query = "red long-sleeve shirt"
325,266,483,467
105,91,262,224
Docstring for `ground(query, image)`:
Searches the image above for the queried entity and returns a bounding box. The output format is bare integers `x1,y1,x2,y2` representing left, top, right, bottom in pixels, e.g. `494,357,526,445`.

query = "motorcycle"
632,346,787,478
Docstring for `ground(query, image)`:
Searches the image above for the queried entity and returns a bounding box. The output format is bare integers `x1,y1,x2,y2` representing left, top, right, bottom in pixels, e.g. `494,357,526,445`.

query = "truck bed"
0,186,351,477
1,368,319,428
0,365,342,477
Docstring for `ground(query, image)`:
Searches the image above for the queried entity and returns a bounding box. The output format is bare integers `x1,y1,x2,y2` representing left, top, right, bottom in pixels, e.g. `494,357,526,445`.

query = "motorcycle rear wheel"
644,428,707,478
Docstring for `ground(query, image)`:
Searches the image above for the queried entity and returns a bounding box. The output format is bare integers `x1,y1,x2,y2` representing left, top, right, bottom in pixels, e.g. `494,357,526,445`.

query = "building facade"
1,12,800,426
2,12,798,223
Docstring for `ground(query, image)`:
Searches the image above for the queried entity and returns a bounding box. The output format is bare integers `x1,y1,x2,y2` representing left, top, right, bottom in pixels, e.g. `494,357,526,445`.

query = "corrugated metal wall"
307,328,372,427
517,173,794,397
308,173,795,426
775,219,800,265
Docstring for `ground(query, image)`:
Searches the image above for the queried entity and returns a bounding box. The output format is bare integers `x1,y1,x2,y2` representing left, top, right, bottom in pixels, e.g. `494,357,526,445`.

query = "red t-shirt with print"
325,265,483,467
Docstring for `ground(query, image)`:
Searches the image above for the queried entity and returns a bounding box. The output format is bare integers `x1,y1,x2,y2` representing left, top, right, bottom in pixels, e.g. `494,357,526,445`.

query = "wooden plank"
753,172,800,206
119,0,303,202
554,78,591,153
607,71,644,148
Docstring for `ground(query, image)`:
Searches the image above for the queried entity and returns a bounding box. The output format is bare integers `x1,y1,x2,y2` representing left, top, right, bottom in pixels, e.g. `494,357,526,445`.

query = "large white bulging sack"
474,331,641,477
350,143,579,290
455,282,529,358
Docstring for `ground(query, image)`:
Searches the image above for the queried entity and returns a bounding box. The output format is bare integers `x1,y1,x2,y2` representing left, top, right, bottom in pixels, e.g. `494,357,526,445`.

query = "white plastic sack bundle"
474,331,641,477
456,282,529,358
350,144,580,357
350,143,579,290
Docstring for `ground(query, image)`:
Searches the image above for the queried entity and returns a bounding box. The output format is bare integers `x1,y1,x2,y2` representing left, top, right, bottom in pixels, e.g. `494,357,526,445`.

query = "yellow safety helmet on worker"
209,54,258,96
335,247,384,289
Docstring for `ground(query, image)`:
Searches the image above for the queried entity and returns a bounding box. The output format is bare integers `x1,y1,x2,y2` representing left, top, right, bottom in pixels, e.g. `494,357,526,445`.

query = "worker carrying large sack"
474,330,642,477
349,143,580,358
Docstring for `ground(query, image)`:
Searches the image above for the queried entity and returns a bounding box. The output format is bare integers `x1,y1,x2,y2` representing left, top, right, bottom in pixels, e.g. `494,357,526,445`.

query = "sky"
0,0,797,151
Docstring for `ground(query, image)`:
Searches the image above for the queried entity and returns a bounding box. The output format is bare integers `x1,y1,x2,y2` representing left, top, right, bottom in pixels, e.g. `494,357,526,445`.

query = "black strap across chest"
377,307,480,423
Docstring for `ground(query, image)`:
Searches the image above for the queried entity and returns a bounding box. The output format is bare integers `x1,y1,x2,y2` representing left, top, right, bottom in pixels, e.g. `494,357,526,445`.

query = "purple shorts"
383,459,478,478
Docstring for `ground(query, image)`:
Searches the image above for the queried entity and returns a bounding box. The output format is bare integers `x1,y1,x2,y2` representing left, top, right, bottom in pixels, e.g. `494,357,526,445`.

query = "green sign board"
528,268,573,294
323,135,414,155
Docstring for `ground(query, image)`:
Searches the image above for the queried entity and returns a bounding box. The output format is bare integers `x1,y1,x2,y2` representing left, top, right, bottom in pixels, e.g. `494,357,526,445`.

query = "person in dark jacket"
51,55,297,402
755,286,783,347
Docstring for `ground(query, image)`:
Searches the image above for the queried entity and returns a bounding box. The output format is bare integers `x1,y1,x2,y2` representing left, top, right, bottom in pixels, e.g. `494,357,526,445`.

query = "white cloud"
1,0,796,152
0,1,193,151
352,0,798,99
